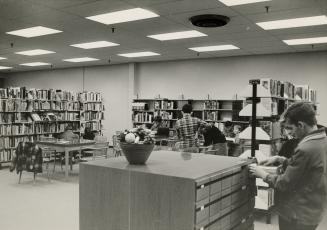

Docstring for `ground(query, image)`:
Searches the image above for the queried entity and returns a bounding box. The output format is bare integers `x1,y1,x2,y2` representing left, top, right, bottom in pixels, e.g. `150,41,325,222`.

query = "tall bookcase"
0,87,104,168
132,98,247,133
238,78,317,223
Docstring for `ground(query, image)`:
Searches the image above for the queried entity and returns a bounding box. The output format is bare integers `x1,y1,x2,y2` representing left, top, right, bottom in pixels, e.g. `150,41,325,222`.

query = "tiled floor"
1,158,327,230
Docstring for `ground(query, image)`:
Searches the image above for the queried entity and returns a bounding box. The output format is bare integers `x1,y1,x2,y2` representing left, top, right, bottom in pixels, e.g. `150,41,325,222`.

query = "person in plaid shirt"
175,103,207,153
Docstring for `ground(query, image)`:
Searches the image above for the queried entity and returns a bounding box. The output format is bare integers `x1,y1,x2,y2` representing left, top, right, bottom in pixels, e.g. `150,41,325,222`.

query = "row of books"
33,101,81,111
83,121,102,131
0,113,29,123
154,100,176,110
79,92,102,102
34,123,79,134
133,112,154,123
0,100,29,112
203,100,220,110
295,85,317,102
258,78,317,102
0,150,12,162
132,102,148,111
81,111,104,121
28,89,80,101
1,136,34,149
0,124,34,136
0,87,103,102
0,99,104,112
81,102,104,111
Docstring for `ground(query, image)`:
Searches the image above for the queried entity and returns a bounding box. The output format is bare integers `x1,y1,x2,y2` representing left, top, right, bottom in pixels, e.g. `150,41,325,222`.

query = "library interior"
1,1,327,230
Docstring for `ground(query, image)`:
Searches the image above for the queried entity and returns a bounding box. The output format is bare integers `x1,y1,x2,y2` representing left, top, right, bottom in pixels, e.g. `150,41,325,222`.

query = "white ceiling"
0,0,326,72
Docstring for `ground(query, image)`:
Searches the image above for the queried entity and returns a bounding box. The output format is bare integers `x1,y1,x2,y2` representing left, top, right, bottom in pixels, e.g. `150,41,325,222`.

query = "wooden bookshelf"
0,87,104,168
132,98,246,130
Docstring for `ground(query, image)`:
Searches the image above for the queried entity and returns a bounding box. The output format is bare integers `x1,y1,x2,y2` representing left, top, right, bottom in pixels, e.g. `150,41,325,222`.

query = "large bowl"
120,142,154,165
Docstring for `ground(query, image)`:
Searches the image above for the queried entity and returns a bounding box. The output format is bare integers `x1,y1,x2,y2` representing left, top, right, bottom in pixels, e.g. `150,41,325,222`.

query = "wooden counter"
80,150,256,230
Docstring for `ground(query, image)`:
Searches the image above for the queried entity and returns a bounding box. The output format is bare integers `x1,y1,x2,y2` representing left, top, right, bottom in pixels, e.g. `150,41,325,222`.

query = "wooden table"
80,151,256,230
36,140,95,180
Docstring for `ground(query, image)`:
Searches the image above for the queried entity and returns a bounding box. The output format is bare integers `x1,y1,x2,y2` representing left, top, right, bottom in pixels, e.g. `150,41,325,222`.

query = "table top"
35,139,95,147
82,150,249,180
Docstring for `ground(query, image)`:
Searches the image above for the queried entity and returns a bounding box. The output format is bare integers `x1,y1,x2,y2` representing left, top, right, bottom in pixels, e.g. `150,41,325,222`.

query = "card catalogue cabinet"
80,151,256,230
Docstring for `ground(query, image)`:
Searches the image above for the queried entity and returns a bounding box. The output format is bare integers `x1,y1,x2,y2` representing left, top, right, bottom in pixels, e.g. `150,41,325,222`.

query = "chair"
10,142,50,183
205,143,228,156
112,135,122,157
83,142,110,160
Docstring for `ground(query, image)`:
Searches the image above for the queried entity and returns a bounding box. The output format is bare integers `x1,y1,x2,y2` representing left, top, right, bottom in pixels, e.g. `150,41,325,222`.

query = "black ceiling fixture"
189,14,230,28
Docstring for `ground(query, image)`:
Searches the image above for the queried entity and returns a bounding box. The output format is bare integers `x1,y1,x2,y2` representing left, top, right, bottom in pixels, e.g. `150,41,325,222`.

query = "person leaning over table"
200,120,227,152
249,102,327,230
150,115,164,131
175,103,207,153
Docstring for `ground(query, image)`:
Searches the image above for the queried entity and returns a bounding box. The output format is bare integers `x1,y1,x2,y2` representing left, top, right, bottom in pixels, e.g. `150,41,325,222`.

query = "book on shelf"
30,113,41,121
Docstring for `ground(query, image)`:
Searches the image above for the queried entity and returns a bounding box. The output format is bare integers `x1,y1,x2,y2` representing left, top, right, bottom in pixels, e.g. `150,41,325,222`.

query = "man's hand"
249,164,268,179
259,156,286,166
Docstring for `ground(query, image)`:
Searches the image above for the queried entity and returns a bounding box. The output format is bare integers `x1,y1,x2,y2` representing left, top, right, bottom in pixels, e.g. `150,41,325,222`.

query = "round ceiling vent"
189,14,230,28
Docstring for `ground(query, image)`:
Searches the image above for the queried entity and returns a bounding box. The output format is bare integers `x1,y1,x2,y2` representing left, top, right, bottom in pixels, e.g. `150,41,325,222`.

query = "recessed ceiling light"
20,62,51,67
15,49,55,56
189,45,240,52
118,52,160,58
147,30,207,41
86,8,159,25
63,57,99,62
70,41,119,49
283,36,327,45
0,66,12,70
6,26,62,38
0,57,7,60
218,0,271,6
257,15,327,30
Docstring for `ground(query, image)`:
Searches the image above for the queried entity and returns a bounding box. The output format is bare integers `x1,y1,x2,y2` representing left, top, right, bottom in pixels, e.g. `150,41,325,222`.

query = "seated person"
60,124,79,164
83,127,95,140
202,121,226,147
223,121,235,138
60,124,79,141
201,121,227,155
151,115,163,131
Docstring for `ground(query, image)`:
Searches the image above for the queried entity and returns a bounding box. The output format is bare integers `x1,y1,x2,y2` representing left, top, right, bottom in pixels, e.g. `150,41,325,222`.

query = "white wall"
4,65,131,139
135,51,327,126
4,51,327,135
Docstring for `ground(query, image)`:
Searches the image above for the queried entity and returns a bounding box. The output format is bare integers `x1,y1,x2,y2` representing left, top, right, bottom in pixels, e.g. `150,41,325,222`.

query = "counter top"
82,150,248,180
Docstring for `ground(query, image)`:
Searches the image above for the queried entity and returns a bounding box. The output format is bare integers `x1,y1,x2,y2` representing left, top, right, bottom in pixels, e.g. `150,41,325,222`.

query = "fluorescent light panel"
257,15,327,30
189,45,239,52
20,62,51,67
218,0,271,6
118,52,160,58
6,26,62,38
0,57,7,60
15,49,55,56
0,66,12,70
148,30,207,41
63,57,99,62
283,36,327,45
70,41,119,49
86,8,159,25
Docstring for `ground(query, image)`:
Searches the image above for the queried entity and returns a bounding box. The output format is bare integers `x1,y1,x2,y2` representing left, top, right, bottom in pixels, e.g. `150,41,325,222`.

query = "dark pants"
279,216,317,230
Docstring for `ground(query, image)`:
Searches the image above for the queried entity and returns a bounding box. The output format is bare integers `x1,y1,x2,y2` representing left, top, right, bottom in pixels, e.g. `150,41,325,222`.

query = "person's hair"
182,104,192,113
282,102,317,126
154,115,162,123
225,121,233,127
